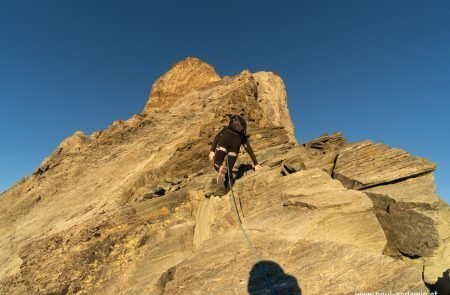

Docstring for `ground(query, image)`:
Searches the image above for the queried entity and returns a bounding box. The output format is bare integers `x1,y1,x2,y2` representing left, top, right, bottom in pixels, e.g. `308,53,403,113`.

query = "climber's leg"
224,145,239,189
225,153,237,173
213,147,227,172
214,147,229,184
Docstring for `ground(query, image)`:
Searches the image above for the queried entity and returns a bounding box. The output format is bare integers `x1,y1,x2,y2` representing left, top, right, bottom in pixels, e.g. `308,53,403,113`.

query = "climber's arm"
243,140,258,166
210,127,226,162
211,127,225,152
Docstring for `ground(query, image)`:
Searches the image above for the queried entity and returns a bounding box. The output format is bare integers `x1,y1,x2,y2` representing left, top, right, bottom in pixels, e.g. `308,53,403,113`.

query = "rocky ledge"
0,58,448,294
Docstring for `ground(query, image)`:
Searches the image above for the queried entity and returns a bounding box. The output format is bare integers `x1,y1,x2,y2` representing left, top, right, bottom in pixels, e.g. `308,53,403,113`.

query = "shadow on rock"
225,164,254,192
235,164,254,180
248,260,301,295
204,164,255,198
427,269,450,295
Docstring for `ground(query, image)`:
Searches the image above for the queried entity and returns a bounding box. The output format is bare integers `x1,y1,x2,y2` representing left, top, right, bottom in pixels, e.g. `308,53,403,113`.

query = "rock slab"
0,58,448,294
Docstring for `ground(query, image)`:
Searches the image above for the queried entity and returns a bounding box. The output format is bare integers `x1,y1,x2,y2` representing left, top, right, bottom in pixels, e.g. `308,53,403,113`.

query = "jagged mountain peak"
0,59,448,294
144,57,221,112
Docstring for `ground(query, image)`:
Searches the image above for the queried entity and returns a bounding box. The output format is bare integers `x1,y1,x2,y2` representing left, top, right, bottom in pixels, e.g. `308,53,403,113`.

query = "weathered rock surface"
0,57,448,294
253,72,296,142
364,174,440,258
333,141,437,189
144,57,221,112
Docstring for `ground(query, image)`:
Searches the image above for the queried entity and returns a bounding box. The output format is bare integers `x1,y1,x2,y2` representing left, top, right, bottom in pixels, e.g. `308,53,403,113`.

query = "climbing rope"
226,156,277,295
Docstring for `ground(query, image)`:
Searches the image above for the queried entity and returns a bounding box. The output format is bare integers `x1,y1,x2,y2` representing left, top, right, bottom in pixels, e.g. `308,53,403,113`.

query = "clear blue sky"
1,1,449,203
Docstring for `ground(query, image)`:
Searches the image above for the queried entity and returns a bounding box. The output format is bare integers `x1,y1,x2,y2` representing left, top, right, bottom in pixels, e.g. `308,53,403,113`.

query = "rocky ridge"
0,57,449,294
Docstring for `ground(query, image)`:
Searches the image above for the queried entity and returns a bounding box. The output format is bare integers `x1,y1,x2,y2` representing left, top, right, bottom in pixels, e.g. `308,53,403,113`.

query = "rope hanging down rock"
226,156,276,295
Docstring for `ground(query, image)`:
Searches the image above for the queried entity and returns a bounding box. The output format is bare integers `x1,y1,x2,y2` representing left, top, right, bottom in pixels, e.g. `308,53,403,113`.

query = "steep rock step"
193,195,236,249
363,173,441,258
232,168,386,254
361,172,450,287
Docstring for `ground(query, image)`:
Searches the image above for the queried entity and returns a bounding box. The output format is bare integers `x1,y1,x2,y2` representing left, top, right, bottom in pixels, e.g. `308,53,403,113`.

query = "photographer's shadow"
248,260,302,295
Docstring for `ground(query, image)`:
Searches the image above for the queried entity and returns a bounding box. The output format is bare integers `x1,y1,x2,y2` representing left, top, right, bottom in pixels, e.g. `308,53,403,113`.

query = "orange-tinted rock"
0,58,448,294
143,57,221,112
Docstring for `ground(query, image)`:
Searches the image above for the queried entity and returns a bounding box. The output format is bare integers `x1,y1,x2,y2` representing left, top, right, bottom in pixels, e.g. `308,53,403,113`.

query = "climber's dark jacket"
211,126,258,172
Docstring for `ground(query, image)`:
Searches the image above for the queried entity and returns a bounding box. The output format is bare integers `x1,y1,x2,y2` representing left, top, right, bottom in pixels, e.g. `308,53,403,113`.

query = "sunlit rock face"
0,58,448,294
144,57,222,112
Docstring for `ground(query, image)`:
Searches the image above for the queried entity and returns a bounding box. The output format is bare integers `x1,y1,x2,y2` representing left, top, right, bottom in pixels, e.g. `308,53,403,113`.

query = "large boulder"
330,139,449,287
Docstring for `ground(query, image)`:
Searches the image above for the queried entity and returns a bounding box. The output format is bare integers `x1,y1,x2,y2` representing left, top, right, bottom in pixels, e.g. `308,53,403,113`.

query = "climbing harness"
216,146,238,157
226,156,277,295
217,146,228,153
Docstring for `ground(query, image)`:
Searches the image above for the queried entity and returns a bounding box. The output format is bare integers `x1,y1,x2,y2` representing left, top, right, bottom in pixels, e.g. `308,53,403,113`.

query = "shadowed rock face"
0,57,448,294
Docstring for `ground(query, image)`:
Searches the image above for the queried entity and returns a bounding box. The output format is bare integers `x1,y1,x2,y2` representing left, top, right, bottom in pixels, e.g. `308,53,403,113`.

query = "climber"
209,115,262,188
